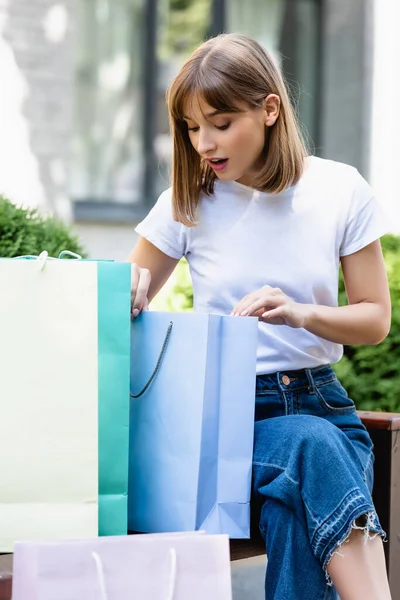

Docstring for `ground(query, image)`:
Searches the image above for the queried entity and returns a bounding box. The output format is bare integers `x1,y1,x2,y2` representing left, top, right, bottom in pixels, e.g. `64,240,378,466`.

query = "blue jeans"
252,365,384,600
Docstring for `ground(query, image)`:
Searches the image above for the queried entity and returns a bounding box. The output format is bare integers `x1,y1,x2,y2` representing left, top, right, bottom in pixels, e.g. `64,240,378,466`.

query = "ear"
263,94,280,126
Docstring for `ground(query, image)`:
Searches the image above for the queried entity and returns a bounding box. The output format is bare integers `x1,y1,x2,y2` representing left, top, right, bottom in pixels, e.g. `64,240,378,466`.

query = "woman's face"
183,95,279,186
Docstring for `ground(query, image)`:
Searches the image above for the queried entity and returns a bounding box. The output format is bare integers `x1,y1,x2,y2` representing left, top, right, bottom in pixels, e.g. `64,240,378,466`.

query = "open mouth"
207,158,229,171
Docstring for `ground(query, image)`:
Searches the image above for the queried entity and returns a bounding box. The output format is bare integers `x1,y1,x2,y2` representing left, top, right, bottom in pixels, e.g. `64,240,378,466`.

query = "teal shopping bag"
0,254,131,550
97,261,131,535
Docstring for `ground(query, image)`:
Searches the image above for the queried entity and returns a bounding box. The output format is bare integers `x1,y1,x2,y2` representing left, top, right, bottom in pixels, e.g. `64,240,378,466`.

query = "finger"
233,292,269,316
132,268,151,313
231,286,275,316
239,297,275,317
133,295,149,319
242,292,286,316
261,306,286,323
231,294,253,316
130,263,140,308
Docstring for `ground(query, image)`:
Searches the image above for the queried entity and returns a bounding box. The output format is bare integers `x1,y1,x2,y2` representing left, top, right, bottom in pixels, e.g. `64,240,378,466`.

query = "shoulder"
135,186,189,258
156,186,173,206
150,186,182,223
306,156,362,188
137,186,176,227
157,185,224,217
305,156,375,213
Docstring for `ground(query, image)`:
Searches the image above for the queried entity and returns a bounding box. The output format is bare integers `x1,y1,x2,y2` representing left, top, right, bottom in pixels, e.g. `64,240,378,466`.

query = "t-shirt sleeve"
339,170,390,257
134,188,188,259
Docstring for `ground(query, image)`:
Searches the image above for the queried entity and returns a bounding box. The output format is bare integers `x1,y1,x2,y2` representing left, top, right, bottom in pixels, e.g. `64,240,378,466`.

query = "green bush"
334,234,400,412
150,258,193,312
0,195,86,258
163,234,400,412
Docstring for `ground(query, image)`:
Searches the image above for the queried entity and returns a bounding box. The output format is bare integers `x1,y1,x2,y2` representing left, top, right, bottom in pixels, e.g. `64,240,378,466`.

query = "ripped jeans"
252,365,385,600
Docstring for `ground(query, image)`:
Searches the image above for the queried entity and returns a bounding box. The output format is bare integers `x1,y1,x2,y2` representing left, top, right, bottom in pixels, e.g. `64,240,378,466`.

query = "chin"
215,169,239,181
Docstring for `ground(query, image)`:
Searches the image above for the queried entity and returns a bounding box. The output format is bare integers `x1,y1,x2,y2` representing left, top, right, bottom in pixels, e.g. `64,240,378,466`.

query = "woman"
128,33,392,600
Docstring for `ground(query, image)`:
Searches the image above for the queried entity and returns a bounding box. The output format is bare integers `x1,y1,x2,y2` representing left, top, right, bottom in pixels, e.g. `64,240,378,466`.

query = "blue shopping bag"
129,312,258,538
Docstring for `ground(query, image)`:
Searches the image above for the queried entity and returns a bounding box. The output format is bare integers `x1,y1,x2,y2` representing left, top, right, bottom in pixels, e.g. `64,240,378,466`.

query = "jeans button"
282,375,290,386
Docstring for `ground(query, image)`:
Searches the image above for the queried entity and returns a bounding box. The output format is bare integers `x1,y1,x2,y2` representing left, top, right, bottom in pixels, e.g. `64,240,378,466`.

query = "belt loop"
276,371,281,388
305,368,315,393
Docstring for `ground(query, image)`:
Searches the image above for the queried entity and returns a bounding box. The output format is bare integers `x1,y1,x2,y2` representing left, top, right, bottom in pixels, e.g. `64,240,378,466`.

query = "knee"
297,415,339,440
293,416,348,458
253,415,356,489
268,415,343,449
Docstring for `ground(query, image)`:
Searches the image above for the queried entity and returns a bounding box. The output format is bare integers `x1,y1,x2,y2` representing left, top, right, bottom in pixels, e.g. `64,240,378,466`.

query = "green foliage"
151,258,193,313
159,0,212,60
0,196,86,258
164,259,194,312
162,235,400,412
334,234,400,412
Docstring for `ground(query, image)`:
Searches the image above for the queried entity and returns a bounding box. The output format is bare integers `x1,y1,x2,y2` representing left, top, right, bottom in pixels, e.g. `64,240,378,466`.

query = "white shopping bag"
0,254,131,551
12,532,232,600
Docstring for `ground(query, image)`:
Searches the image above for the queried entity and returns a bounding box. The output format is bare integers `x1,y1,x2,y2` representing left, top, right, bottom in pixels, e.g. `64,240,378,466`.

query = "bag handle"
57,250,82,260
13,250,82,271
130,321,173,399
92,547,177,599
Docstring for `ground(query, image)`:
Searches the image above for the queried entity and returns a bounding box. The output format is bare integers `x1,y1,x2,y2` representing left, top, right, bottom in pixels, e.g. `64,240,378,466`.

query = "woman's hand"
131,263,151,318
231,285,311,328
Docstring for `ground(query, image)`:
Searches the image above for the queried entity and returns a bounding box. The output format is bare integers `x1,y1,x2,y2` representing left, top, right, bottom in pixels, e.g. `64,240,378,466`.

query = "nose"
197,129,217,156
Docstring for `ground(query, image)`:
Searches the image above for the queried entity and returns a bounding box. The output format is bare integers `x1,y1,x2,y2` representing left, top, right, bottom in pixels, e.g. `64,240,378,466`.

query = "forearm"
303,302,390,346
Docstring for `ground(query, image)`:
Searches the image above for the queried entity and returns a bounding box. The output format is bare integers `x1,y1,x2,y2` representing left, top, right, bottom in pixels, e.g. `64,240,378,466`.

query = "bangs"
168,65,261,123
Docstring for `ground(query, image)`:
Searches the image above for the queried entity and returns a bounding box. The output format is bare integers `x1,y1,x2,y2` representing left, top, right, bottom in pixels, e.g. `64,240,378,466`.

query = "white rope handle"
92,547,177,600
166,548,177,600
58,250,82,260
37,250,49,271
13,251,51,271
13,250,82,272
92,552,108,600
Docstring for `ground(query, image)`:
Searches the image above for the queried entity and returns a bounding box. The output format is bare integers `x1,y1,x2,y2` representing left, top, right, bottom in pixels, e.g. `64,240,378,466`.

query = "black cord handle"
130,321,173,399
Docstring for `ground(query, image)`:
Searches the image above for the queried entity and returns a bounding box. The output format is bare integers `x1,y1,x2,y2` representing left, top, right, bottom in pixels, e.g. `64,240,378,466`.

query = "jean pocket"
255,390,285,421
314,378,357,414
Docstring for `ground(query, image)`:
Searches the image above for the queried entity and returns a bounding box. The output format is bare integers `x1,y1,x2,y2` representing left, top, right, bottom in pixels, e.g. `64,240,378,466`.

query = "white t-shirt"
135,156,389,375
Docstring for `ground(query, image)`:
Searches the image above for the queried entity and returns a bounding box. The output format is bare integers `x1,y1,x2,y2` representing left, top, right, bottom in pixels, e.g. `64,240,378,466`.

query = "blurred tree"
159,0,212,60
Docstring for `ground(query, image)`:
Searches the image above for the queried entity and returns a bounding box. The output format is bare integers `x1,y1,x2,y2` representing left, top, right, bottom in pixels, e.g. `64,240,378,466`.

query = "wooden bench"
0,555,11,600
230,411,400,599
1,411,399,599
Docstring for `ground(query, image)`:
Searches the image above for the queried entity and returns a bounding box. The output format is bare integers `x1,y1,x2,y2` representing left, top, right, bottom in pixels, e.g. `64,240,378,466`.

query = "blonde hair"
167,33,307,226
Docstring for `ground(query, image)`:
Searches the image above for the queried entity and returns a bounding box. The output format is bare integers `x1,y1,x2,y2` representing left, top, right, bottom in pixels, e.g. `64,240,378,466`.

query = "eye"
187,126,199,132
216,123,230,131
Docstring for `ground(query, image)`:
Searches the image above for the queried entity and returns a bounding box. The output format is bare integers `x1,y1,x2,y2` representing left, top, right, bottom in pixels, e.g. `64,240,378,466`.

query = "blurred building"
0,0,398,260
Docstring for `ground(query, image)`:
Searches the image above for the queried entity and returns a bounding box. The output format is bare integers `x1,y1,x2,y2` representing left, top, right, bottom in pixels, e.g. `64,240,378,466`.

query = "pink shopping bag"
12,533,232,599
